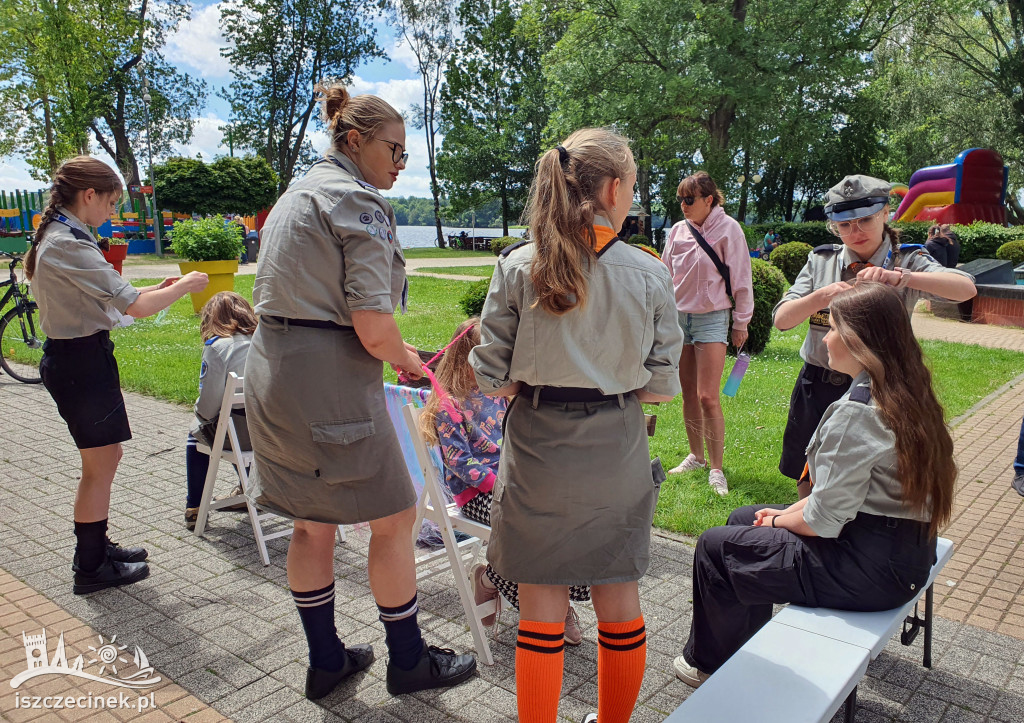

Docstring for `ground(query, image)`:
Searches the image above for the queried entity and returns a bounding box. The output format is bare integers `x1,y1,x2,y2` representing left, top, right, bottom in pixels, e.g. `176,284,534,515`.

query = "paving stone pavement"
3,352,1024,720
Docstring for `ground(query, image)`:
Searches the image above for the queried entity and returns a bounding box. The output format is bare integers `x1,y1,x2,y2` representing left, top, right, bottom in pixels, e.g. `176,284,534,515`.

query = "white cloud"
165,3,233,79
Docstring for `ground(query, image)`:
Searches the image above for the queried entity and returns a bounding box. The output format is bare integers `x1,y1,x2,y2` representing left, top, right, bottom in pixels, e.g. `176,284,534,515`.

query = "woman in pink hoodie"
661,172,753,495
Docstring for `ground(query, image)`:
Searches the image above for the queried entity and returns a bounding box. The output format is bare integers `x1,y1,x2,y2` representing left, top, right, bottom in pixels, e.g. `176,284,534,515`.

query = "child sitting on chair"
420,318,590,645
184,292,257,530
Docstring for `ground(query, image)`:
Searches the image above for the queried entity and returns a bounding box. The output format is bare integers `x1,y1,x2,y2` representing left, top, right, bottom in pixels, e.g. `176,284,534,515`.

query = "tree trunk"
39,80,58,176
737,150,751,221
783,167,797,221
500,182,510,236
1008,196,1024,225
637,150,651,236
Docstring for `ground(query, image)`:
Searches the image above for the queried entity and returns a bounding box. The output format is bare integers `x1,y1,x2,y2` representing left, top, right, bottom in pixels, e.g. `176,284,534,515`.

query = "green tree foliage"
220,0,383,193
0,0,206,184
437,0,547,235
153,156,279,215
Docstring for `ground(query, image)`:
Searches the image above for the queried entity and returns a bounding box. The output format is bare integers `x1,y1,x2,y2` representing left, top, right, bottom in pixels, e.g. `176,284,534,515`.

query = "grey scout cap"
824,175,892,221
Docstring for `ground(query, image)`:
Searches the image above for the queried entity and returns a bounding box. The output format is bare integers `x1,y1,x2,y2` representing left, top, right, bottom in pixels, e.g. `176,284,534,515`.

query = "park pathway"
1,313,1024,720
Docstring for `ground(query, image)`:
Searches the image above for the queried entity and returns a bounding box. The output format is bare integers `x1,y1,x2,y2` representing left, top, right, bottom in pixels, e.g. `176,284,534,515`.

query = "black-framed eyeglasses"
376,138,409,164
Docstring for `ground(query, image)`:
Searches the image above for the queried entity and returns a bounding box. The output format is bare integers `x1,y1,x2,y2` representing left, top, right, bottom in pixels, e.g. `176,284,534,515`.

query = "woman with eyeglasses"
662,172,754,496
773,174,975,498
243,83,476,701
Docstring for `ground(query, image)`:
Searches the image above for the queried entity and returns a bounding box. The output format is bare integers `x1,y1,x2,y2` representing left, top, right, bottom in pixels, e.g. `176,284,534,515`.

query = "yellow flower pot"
177,259,239,313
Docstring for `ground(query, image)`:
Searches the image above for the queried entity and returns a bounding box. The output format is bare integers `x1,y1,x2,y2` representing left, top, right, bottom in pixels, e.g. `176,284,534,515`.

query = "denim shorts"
678,308,731,345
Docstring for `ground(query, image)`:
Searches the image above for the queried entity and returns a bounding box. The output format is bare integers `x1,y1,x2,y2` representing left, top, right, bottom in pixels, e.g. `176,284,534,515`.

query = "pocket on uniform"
309,418,377,484
888,559,929,598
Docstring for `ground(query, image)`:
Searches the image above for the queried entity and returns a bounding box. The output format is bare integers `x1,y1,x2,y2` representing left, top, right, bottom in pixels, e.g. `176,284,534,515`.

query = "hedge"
490,236,519,256
459,276,492,316
729,258,786,356
769,242,813,284
740,220,1024,264
996,240,1024,267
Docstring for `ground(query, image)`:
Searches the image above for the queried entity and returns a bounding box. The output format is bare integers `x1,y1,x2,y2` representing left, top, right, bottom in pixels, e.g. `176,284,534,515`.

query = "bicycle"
0,251,45,383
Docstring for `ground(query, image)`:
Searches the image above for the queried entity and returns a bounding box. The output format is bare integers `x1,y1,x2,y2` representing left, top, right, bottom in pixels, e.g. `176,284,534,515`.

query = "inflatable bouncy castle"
893,148,1008,225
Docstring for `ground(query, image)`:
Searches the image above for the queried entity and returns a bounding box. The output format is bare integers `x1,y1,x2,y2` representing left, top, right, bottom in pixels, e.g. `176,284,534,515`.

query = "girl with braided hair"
27,156,208,595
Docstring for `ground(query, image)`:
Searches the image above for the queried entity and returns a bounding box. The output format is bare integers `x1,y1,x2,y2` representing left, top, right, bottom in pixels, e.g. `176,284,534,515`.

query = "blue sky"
0,0,438,196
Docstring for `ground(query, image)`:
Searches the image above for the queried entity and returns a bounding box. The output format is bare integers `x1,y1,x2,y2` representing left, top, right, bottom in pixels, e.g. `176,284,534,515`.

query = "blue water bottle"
722,352,750,398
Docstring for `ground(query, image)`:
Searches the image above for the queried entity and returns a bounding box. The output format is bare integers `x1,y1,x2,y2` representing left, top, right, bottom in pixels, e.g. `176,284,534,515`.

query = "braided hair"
25,156,121,280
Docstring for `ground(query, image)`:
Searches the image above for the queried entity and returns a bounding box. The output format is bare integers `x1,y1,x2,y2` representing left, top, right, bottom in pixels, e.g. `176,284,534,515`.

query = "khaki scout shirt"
253,150,406,324
803,372,930,538
470,233,684,397
32,208,140,339
773,238,974,369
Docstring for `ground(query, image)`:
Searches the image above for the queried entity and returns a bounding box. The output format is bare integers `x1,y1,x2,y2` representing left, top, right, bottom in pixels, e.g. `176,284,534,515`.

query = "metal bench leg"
844,685,857,723
924,584,934,668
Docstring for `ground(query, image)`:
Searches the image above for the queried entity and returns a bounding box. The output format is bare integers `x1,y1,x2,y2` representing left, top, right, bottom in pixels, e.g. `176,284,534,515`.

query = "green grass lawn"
417,265,495,277
402,248,494,260
12,273,1024,537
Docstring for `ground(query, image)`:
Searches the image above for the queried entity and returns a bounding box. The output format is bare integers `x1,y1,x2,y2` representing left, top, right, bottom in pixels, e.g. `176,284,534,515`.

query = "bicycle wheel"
0,302,45,383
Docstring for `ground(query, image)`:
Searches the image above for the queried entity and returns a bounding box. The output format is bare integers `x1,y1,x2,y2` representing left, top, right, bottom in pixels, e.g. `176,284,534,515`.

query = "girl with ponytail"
470,128,684,723
30,155,208,596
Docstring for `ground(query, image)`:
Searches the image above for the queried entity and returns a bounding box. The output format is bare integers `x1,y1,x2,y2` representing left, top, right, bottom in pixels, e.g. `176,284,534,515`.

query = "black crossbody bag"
686,220,732,298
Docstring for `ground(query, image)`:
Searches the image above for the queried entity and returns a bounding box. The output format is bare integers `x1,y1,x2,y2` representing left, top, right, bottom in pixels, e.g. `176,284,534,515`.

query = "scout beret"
823,175,891,221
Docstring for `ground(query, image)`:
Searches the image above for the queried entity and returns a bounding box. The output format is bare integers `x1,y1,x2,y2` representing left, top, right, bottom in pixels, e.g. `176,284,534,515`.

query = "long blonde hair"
316,81,403,153
830,282,956,535
420,318,481,445
524,128,635,315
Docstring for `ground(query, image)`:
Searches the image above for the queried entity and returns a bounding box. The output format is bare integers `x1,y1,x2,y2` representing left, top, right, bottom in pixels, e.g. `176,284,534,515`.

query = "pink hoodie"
661,206,754,331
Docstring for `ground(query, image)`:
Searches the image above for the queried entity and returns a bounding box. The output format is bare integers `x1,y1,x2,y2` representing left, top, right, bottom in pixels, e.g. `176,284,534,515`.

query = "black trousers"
779,363,852,480
683,505,935,674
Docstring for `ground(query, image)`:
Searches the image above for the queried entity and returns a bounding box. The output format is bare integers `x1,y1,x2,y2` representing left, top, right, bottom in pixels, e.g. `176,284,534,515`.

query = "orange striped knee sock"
597,615,647,723
516,619,565,723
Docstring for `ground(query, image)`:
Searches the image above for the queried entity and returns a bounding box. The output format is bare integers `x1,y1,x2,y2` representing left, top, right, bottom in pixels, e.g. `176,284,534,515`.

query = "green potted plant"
101,236,129,275
169,217,244,312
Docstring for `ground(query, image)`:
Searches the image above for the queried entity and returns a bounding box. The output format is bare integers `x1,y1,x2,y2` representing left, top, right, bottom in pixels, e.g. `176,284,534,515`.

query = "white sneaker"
709,469,728,496
673,655,710,688
669,453,707,474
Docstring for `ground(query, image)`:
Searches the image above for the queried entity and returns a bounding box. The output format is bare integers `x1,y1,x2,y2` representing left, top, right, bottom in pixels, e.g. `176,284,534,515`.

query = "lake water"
397,225,526,248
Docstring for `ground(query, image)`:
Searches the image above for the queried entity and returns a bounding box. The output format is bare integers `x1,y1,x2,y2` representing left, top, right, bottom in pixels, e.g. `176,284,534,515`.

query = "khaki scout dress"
470,224,684,585
244,151,415,525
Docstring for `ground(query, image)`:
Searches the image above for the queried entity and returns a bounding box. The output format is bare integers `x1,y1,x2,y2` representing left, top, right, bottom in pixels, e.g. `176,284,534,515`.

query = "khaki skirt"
487,393,660,585
243,317,417,525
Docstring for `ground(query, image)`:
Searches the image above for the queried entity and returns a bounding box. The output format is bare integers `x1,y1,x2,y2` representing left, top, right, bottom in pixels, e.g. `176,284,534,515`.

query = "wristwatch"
896,267,912,288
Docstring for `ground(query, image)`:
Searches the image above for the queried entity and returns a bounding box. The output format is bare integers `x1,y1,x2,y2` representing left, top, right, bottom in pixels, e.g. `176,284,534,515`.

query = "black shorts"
778,363,851,480
40,331,132,450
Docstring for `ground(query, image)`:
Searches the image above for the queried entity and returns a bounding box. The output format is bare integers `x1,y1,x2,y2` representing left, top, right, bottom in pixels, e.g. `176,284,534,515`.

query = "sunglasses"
376,138,409,165
677,195,708,206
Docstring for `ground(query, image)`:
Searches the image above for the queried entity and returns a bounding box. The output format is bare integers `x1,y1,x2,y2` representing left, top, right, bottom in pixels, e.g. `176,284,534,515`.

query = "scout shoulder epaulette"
204,337,217,346
500,240,530,257
813,243,842,255
849,385,872,404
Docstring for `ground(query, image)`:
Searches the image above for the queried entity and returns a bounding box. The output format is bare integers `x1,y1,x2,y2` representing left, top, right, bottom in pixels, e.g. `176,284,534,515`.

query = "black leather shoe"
73,556,149,595
106,537,148,563
305,644,374,700
385,645,476,695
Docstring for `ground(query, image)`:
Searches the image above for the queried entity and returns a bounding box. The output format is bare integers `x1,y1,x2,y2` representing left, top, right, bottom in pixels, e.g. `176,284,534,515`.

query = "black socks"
73,519,108,573
292,582,346,672
378,594,424,671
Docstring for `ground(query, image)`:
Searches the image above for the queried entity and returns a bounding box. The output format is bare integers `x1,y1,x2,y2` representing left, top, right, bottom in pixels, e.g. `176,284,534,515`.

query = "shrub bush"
769,242,813,284
627,234,649,246
490,236,519,256
169,217,244,261
953,222,1024,263
890,221,931,245
459,276,492,316
728,258,786,356
996,240,1024,267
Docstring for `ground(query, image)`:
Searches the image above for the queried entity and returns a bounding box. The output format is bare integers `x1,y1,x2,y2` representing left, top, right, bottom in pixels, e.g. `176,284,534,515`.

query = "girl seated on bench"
420,318,590,645
184,292,257,529
673,281,956,688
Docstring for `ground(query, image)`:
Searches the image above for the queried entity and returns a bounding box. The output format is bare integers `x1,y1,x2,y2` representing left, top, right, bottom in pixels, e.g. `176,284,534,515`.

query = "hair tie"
556,145,569,166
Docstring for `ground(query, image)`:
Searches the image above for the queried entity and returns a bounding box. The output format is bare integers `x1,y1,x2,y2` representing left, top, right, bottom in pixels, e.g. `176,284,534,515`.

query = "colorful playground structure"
892,148,1008,224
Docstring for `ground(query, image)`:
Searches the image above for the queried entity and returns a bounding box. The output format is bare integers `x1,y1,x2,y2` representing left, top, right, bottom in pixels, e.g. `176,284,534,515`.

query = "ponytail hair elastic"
556,145,569,167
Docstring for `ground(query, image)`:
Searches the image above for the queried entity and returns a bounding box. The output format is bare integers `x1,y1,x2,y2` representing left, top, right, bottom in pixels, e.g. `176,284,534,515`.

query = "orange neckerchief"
593,225,617,253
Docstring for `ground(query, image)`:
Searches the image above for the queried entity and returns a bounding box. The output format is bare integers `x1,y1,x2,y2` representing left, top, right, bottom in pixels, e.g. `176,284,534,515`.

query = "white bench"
665,536,954,723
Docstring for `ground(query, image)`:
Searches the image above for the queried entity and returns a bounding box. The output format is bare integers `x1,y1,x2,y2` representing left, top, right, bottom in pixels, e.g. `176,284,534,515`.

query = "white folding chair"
402,403,498,665
193,373,345,565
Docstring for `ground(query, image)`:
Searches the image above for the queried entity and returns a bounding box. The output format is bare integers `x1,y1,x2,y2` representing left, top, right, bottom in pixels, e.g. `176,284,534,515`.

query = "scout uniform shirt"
253,149,406,323
773,239,974,369
31,208,140,339
191,333,251,446
470,220,683,398
802,372,930,538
